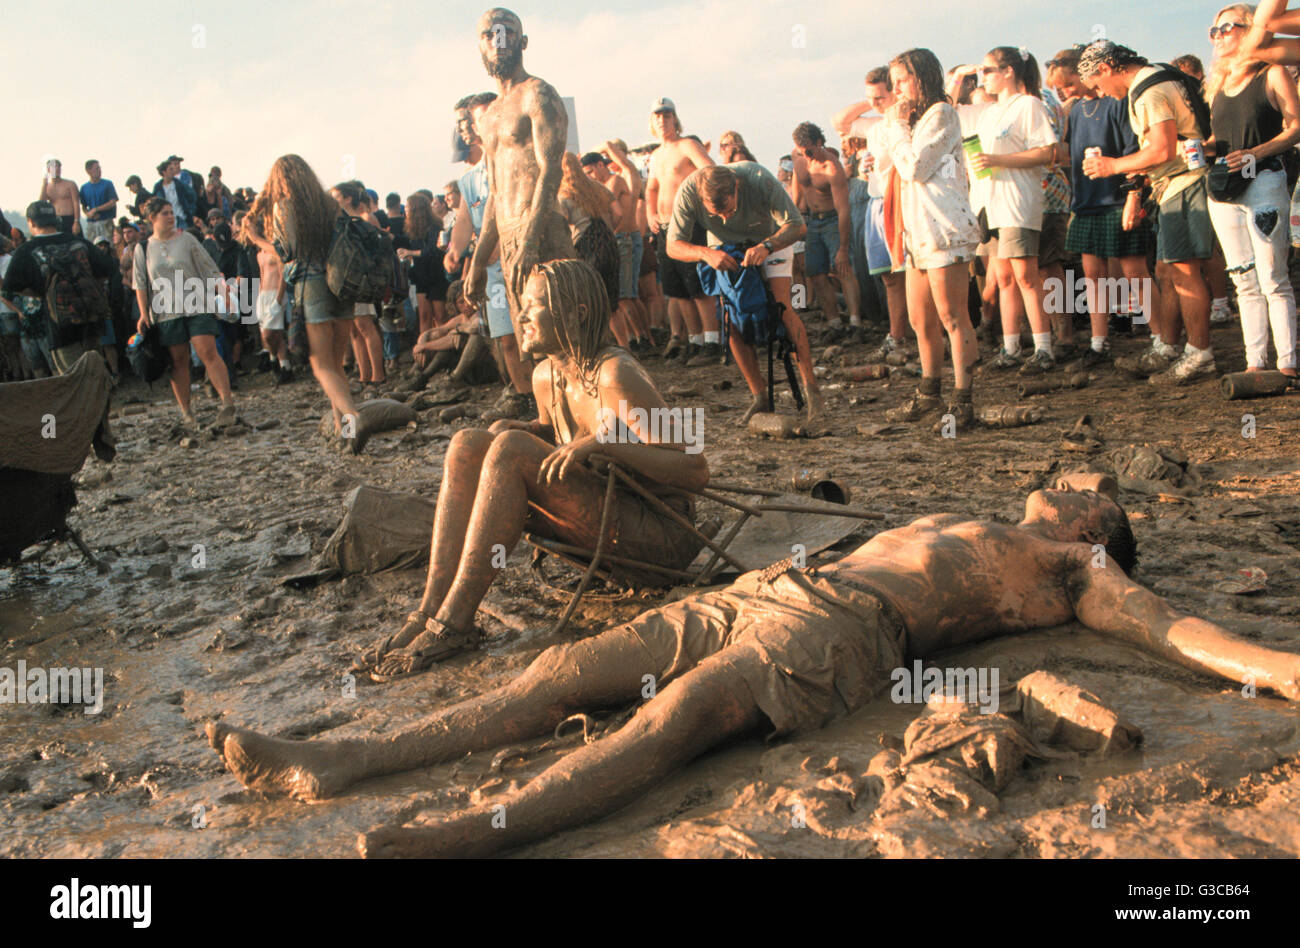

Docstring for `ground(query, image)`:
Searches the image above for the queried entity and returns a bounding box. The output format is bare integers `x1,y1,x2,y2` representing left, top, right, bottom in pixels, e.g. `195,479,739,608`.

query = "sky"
6,0,1224,229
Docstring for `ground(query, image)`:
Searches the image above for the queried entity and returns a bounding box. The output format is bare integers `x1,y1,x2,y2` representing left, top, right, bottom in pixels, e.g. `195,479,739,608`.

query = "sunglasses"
1209,22,1247,39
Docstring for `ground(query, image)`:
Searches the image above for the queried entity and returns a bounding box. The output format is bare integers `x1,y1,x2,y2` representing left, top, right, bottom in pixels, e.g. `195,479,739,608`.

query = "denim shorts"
615,231,643,299
294,272,352,325
804,212,841,276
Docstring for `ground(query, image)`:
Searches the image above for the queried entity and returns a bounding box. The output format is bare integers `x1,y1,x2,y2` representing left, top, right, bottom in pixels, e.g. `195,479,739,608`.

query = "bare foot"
359,817,498,859
739,392,772,426
205,721,357,803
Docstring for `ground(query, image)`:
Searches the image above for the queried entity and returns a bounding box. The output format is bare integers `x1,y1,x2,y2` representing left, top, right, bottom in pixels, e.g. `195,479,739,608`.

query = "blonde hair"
649,110,682,139
558,152,615,227
249,154,340,265
1207,4,1262,98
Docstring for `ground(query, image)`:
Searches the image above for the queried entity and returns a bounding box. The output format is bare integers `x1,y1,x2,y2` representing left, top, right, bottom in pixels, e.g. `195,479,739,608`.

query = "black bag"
326,215,395,305
1208,160,1254,202
127,323,170,383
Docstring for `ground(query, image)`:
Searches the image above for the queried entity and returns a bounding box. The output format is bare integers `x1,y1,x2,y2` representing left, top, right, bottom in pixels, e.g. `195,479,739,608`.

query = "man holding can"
1077,40,1216,386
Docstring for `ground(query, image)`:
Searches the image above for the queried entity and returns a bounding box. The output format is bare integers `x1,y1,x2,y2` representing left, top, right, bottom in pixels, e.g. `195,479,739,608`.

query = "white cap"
651,97,676,114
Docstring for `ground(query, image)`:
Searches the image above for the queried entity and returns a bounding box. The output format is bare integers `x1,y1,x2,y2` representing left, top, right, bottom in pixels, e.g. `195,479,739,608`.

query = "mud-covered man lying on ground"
355,258,708,680
207,473,1300,857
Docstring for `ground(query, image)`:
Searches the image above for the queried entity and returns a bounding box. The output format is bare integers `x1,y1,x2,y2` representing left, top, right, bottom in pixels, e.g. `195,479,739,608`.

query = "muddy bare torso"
481,77,563,228
821,517,1083,657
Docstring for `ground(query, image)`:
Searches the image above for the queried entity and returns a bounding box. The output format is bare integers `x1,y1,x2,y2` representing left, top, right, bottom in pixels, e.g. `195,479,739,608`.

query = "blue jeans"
804,213,841,276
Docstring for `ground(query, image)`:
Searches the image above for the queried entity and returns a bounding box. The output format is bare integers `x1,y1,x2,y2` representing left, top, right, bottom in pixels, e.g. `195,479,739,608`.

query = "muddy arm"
1071,562,1300,700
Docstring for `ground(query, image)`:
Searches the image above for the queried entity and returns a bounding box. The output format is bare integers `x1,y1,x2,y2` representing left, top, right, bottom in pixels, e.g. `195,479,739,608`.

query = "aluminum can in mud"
1182,138,1207,171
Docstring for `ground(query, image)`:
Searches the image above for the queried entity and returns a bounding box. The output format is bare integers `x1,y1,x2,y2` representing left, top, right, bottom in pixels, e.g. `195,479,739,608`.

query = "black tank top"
1211,68,1283,155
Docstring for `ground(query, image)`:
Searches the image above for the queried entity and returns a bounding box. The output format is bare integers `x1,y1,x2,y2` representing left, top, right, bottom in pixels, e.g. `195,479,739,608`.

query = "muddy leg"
360,657,763,857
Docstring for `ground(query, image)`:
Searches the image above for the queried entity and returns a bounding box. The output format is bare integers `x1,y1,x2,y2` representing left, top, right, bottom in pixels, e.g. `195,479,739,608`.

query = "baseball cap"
579,152,606,167
168,155,184,163
365,188,379,204
26,200,60,228
651,97,676,114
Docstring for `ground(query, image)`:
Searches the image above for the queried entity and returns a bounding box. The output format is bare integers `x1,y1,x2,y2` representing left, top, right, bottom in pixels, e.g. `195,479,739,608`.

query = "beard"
481,43,522,79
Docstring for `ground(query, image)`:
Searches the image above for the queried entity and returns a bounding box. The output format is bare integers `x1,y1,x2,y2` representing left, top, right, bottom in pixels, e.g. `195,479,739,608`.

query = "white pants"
1208,169,1297,370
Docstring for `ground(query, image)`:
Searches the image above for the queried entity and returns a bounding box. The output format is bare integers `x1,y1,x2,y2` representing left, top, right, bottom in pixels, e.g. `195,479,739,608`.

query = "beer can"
1084,146,1102,161
1182,138,1207,171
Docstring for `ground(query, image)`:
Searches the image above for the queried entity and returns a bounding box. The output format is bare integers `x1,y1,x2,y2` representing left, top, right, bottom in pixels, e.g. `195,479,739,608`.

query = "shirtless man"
206,473,1300,857
583,144,648,349
39,159,80,235
353,259,708,681
790,122,860,334
242,219,292,384
644,98,720,365
464,8,575,323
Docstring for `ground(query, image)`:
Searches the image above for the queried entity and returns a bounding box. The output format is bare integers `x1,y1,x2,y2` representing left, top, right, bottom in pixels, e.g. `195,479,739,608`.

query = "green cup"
962,135,993,180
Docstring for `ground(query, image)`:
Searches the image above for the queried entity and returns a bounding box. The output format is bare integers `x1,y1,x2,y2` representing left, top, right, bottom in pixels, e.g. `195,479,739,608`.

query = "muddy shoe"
686,341,722,367
212,402,238,429
1149,351,1217,387
1017,349,1056,375
370,618,479,682
661,335,686,360
865,335,902,364
1080,345,1110,369
932,400,974,434
886,390,943,423
987,348,1023,370
180,410,201,432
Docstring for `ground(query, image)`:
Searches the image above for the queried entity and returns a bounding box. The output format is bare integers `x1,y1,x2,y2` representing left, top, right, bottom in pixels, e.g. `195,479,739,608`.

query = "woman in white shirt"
968,46,1060,374
881,47,983,431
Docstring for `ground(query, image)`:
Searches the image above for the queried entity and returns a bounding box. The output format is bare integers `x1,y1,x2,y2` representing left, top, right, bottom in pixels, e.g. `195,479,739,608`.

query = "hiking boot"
987,348,1023,370
933,400,975,434
1080,345,1111,369
686,341,722,367
662,335,686,360
865,335,902,364
1018,349,1056,375
1149,350,1217,387
886,390,944,423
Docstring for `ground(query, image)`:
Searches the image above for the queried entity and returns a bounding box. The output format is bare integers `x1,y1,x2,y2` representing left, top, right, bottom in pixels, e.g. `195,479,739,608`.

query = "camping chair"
522,454,883,636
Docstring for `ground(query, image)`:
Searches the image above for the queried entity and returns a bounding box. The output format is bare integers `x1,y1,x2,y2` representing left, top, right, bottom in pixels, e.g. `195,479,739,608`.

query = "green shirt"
668,161,803,248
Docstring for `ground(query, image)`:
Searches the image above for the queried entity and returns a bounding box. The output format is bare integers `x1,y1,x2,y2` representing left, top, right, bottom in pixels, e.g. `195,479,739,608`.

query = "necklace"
1080,98,1103,119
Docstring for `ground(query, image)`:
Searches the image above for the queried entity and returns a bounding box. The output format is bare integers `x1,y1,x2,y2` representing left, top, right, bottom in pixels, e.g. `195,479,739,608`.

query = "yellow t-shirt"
1127,66,1208,203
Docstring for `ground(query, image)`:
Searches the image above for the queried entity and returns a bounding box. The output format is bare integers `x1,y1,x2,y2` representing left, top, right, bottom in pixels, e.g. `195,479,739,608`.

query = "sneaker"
987,348,1023,370
1136,345,1178,374
1017,349,1056,375
933,400,975,434
662,335,686,360
1210,302,1233,324
180,410,200,432
1080,345,1111,369
1149,351,1217,386
686,341,722,367
886,390,944,423
275,365,295,386
865,335,902,364
213,402,238,429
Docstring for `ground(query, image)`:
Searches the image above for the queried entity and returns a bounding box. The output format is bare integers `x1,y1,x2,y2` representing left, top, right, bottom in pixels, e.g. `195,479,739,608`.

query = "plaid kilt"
1065,205,1152,259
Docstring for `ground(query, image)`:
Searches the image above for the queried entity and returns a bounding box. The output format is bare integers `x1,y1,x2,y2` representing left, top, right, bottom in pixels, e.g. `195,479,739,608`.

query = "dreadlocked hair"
532,258,612,395
250,154,340,266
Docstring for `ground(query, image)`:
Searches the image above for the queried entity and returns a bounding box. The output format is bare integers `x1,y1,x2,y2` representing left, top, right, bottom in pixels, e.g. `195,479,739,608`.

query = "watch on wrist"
761,239,774,253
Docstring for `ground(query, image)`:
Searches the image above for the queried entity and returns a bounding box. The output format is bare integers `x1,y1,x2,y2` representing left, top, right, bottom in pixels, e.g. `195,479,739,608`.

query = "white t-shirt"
975,94,1057,231
162,180,182,221
864,118,896,200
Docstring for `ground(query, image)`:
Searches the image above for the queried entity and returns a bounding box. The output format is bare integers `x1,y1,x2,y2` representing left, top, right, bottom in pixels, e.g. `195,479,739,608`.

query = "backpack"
34,239,111,328
127,237,172,384
1127,65,1213,142
326,215,395,305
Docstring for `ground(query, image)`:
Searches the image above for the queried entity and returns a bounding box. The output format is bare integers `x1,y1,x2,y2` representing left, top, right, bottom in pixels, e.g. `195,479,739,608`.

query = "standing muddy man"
464,8,577,323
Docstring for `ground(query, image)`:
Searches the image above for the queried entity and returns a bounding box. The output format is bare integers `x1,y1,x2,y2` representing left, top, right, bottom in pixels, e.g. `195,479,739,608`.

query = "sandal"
369,617,478,683
349,611,431,673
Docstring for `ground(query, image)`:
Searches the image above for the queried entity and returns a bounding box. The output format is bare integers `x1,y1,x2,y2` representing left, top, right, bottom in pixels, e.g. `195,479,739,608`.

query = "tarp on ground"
0,351,115,475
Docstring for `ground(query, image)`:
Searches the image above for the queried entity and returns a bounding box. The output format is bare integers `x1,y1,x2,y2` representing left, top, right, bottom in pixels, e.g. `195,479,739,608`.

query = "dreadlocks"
532,258,611,395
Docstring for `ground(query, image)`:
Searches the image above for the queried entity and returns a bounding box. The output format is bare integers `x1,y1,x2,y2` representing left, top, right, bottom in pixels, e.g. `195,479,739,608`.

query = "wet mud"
2,319,1298,858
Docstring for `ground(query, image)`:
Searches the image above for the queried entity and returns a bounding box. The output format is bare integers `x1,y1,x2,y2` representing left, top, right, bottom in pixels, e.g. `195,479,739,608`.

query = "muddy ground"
2,316,1299,859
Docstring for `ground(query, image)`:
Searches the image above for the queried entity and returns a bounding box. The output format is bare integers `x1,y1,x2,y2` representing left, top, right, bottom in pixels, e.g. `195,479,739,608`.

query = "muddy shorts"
528,488,702,587
620,564,908,738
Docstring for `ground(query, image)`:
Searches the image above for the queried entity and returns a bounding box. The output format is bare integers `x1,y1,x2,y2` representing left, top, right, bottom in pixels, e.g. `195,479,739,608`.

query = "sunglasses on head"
1209,21,1247,39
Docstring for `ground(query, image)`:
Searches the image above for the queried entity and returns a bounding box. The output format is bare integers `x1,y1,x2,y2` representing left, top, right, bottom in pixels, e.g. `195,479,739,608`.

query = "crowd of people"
5,2,1300,448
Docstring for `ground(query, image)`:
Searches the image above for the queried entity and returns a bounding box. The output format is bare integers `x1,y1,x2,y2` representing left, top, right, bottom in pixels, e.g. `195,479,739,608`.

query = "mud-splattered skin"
465,9,576,307
827,495,1096,657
